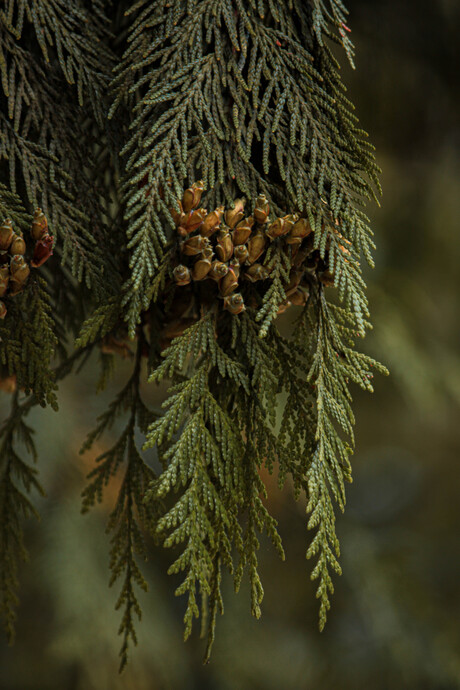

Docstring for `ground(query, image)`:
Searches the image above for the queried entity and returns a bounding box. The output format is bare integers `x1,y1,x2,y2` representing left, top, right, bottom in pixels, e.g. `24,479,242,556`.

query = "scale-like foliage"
0,0,388,665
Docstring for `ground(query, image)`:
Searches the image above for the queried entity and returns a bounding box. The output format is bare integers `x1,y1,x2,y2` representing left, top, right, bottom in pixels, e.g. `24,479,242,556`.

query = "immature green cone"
0,219,14,250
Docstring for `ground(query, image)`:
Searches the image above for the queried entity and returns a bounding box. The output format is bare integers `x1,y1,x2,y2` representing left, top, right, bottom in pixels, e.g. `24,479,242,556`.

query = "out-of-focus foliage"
1,0,459,688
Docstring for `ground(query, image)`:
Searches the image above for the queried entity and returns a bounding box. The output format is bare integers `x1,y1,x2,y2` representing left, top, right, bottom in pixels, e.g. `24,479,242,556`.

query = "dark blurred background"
1,0,460,687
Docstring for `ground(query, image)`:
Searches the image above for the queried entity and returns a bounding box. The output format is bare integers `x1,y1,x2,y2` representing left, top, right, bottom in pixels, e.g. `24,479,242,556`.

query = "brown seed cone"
200,206,224,237
286,218,312,245
173,264,192,286
253,194,270,224
209,260,229,281
10,254,30,280
215,230,233,262
9,234,26,255
247,230,266,264
223,293,245,315
232,216,254,245
266,217,288,240
182,180,205,213
183,208,207,234
192,257,212,281
180,235,209,256
224,198,245,229
31,209,49,241
170,201,185,226
233,245,249,264
0,300,6,319
0,219,14,251
219,263,240,296
245,263,269,282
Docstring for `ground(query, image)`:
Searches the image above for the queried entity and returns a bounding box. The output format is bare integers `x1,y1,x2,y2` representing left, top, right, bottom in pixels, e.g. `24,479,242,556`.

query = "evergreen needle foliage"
0,0,388,667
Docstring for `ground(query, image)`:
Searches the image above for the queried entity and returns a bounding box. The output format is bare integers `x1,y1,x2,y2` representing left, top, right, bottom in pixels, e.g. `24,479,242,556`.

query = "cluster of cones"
0,209,53,319
169,182,348,317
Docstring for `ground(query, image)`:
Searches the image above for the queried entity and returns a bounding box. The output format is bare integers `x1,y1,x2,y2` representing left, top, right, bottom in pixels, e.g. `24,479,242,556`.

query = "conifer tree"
0,0,387,668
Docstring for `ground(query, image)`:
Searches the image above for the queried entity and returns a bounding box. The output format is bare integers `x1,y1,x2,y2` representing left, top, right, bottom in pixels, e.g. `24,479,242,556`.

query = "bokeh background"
1,0,459,687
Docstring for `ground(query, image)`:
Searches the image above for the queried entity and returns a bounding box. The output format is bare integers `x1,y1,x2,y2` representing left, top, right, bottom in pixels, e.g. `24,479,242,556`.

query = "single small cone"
224,198,245,229
9,234,26,255
182,181,205,213
31,209,49,241
173,264,192,286
286,217,312,245
10,254,30,281
209,261,229,281
31,234,53,268
0,301,7,319
183,208,207,234
245,263,269,282
253,194,270,224
215,230,233,262
192,256,212,281
219,263,240,296
232,216,254,246
201,206,224,237
266,217,288,240
170,201,184,226
233,245,249,264
247,230,266,264
223,293,245,315
0,219,14,251
180,235,209,256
